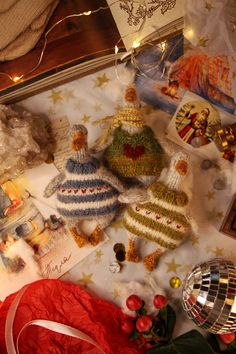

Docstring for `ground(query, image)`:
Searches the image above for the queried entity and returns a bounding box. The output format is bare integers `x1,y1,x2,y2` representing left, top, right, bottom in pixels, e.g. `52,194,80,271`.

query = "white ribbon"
5,285,106,354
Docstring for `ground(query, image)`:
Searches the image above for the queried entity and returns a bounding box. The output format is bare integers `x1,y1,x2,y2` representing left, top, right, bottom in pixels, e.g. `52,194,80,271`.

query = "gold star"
214,247,223,257
95,250,104,261
48,89,63,104
197,36,209,48
205,1,214,11
93,73,110,88
205,244,212,253
165,258,181,273
205,191,215,201
191,234,199,246
93,102,102,112
79,272,93,287
233,72,236,80
112,288,121,299
81,114,91,123
63,88,75,101
110,219,123,231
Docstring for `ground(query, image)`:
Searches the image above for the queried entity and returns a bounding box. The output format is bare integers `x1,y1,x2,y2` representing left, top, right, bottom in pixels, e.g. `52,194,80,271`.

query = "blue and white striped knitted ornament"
57,157,120,219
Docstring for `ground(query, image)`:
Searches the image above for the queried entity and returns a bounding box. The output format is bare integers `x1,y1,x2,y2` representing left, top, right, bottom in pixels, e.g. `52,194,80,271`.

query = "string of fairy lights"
0,0,171,85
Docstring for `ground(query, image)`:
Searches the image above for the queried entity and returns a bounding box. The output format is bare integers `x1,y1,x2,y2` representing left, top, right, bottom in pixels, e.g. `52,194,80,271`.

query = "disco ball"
182,258,236,334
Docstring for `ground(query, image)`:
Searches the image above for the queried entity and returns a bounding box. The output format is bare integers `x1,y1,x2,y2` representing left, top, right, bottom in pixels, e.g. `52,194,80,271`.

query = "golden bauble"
169,276,182,288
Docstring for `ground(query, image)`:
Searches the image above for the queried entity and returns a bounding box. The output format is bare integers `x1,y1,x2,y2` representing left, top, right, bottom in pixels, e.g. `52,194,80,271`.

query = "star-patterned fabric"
17,62,236,336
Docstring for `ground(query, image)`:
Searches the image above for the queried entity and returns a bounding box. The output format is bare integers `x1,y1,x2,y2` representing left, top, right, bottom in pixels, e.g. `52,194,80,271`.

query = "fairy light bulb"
115,45,119,54
83,11,92,16
12,76,21,83
184,28,194,40
132,40,141,49
159,40,167,52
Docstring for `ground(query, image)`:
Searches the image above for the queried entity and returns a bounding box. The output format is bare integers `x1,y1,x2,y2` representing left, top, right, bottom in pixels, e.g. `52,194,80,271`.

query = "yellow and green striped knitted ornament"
123,152,191,252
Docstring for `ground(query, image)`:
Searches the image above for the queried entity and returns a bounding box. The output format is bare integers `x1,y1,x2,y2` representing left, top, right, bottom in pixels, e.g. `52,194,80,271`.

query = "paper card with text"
0,162,109,297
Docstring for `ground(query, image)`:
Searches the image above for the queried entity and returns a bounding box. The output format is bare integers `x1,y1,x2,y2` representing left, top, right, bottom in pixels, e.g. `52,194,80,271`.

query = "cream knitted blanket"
0,0,59,61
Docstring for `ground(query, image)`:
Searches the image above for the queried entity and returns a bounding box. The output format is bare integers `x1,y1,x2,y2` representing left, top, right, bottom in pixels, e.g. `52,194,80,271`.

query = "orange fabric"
0,279,142,354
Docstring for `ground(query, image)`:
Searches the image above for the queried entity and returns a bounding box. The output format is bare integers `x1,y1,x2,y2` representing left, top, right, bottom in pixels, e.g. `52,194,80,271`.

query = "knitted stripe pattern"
57,158,119,219
103,126,165,177
123,182,190,251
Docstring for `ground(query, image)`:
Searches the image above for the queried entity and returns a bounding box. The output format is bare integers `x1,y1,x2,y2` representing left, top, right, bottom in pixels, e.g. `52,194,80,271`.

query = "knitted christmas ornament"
44,125,124,247
120,151,192,271
94,86,166,183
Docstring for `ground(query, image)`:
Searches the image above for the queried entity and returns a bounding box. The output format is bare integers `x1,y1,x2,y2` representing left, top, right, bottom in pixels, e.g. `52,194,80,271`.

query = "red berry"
136,315,153,333
121,318,134,334
218,332,235,344
153,295,168,309
126,294,143,311
144,342,153,350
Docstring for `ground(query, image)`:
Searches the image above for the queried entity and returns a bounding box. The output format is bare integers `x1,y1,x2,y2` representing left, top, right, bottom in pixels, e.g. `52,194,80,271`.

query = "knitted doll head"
70,124,88,152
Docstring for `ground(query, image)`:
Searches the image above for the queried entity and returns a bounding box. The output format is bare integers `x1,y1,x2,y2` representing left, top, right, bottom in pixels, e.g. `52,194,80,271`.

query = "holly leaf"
129,329,139,340
138,307,147,316
148,330,214,354
207,334,221,352
156,305,176,340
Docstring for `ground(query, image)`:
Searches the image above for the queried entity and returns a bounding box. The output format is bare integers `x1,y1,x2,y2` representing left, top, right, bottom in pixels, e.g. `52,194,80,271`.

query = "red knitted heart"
124,144,145,160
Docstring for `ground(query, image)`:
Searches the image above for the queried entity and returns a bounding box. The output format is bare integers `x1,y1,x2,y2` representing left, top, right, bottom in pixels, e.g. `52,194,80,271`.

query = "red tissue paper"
0,279,142,354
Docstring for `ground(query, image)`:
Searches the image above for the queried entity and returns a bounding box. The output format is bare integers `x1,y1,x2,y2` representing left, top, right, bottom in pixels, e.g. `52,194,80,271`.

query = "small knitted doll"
120,152,192,271
44,125,125,247
94,86,166,184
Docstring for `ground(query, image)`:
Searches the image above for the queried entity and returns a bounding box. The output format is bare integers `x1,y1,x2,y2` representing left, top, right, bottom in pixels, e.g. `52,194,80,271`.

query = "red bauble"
121,319,135,334
153,295,168,309
126,294,143,311
136,315,152,333
218,332,235,344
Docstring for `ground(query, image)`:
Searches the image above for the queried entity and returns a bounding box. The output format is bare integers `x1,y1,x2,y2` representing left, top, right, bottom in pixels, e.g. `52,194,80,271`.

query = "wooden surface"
0,0,122,97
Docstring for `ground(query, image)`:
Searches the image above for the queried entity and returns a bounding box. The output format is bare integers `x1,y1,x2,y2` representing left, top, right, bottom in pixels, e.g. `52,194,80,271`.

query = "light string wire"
0,0,149,84
0,0,178,86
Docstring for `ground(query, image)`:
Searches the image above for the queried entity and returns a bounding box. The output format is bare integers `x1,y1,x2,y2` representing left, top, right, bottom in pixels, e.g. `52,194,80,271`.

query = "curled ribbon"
5,285,106,354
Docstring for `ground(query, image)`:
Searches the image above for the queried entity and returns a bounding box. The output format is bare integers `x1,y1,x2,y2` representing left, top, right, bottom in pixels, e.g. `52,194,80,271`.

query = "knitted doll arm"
90,136,112,154
44,172,65,198
118,187,149,204
97,165,125,193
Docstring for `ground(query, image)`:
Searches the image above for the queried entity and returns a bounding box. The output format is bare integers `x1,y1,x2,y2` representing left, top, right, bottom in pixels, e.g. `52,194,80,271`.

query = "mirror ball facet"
182,258,236,334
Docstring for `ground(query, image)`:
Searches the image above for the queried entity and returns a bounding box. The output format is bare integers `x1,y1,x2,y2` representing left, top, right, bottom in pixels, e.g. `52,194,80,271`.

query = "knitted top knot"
101,85,165,177
123,152,191,251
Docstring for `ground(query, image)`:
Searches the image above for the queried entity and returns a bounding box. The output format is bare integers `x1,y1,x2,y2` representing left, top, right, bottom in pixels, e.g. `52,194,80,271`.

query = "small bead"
169,276,182,288
113,243,125,253
115,250,126,262
109,261,121,274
